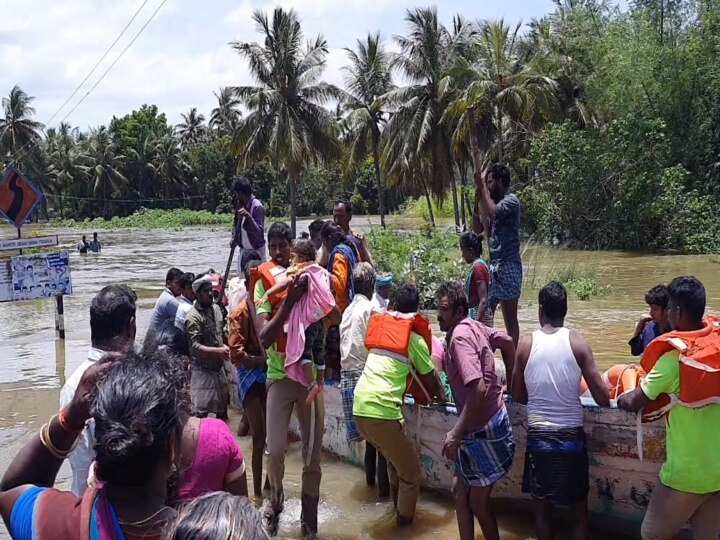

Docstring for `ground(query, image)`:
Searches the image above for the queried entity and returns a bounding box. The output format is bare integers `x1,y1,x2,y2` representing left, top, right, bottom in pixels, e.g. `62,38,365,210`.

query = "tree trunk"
371,133,386,229
421,177,435,228
59,193,65,220
447,152,460,231
288,166,299,237
496,107,504,164
459,163,467,230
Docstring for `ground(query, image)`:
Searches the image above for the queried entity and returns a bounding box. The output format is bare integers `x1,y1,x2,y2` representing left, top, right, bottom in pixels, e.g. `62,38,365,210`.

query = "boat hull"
290,385,665,537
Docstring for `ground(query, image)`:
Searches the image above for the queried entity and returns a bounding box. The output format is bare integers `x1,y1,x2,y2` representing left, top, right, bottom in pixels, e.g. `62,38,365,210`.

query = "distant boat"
290,386,665,539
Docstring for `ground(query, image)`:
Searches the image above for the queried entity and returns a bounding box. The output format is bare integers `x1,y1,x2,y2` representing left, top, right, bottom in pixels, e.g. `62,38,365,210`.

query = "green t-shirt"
641,351,720,494
254,280,287,381
353,332,435,421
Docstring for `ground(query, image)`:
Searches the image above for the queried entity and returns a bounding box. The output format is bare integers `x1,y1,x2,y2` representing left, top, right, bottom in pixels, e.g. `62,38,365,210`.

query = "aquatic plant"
52,208,233,229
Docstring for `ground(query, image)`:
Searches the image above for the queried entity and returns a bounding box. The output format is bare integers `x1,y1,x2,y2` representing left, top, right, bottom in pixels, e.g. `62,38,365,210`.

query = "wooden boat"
290,385,666,538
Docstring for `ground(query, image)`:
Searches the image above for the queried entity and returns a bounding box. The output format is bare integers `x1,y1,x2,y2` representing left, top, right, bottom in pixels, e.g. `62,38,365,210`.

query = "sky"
1,0,561,131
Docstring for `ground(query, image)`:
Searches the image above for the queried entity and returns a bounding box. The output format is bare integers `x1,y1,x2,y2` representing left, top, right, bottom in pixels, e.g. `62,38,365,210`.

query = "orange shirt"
228,298,263,366
330,253,351,313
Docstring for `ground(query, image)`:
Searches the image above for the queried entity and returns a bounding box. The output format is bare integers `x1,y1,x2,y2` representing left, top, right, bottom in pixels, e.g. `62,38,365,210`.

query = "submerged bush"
55,208,233,229
367,228,465,309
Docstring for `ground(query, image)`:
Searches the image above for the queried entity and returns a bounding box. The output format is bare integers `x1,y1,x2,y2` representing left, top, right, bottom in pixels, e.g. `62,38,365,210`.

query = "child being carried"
256,238,336,403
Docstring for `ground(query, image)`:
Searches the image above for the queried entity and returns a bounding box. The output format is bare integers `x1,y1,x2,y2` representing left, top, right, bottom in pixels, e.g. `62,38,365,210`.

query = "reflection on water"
0,219,717,538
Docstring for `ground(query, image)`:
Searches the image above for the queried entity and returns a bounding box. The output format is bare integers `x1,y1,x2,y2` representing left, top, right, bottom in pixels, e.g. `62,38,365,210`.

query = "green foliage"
55,208,232,230
367,229,465,309
524,118,720,253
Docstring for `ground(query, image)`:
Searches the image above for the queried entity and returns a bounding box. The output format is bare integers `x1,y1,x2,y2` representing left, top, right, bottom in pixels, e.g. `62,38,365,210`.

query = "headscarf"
376,273,393,289
192,274,213,294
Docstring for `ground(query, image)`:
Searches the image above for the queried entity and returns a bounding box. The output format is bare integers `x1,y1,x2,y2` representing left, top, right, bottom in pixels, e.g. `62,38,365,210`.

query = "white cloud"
0,0,557,131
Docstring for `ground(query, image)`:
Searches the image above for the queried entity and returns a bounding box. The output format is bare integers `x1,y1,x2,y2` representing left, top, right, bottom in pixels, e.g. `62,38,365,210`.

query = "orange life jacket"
249,261,288,353
640,316,720,422
364,310,435,406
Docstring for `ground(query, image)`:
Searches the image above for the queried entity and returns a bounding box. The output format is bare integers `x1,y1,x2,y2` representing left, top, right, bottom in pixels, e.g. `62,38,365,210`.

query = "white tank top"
525,327,584,429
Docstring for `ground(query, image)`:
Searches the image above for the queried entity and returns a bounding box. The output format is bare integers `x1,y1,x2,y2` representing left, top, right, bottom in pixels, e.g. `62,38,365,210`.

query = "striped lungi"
340,369,363,443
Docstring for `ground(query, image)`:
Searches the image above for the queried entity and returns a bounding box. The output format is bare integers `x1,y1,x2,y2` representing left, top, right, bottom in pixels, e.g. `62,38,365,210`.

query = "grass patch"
52,208,233,230
367,228,465,309
524,246,610,301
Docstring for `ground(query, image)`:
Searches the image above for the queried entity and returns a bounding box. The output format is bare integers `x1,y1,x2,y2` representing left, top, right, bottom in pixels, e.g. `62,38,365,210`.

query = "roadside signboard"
0,168,43,228
7,251,71,301
0,235,58,251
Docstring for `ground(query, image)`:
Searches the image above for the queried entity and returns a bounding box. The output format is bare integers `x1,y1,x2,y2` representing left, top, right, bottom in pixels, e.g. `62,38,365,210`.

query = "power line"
58,0,169,126
9,0,167,166
45,0,151,127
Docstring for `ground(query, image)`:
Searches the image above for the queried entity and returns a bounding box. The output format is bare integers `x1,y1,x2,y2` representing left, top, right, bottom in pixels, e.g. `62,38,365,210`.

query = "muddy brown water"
0,218,718,539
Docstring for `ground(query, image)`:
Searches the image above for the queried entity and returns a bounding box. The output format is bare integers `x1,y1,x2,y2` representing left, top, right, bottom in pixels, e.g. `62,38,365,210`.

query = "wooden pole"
55,294,65,340
17,228,22,255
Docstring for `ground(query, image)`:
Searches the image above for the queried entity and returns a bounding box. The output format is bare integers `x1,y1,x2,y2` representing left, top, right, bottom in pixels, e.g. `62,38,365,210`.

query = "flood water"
0,218,718,539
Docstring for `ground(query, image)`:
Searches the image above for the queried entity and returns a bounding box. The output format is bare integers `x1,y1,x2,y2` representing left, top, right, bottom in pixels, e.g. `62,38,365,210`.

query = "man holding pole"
231,176,266,274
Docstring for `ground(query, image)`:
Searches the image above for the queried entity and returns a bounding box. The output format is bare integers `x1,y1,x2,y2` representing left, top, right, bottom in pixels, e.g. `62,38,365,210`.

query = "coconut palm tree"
231,7,341,235
459,19,558,164
210,87,242,135
79,127,128,218
381,7,461,229
0,85,44,164
46,123,81,219
151,134,188,208
176,107,207,149
340,33,394,228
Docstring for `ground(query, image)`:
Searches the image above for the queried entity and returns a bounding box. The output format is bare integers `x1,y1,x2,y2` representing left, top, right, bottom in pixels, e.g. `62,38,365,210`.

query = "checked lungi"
340,369,363,443
488,258,523,315
522,426,589,505
237,366,266,407
456,405,515,487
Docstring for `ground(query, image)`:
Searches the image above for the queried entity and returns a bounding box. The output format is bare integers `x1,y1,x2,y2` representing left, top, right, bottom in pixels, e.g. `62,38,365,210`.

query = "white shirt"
371,291,389,310
174,295,194,330
339,293,373,372
59,347,105,496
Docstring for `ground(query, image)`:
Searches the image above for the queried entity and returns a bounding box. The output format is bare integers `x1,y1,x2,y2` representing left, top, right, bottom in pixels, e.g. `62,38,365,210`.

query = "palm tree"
0,85,44,164
231,8,341,235
460,20,558,164
176,107,207,149
210,87,242,135
46,123,81,218
381,7,461,229
151,135,188,208
79,127,128,218
341,32,394,229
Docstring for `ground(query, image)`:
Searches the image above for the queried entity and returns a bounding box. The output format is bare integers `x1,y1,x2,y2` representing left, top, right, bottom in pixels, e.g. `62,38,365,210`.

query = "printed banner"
0,260,11,302
9,251,72,301
0,235,59,251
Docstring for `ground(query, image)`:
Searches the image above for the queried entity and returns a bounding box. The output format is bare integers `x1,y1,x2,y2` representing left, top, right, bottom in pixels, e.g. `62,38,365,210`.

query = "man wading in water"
473,163,522,345
252,222,323,538
512,282,609,540
437,281,516,540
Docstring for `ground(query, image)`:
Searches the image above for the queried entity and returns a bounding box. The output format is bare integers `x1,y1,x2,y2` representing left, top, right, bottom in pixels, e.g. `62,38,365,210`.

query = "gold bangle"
39,416,77,459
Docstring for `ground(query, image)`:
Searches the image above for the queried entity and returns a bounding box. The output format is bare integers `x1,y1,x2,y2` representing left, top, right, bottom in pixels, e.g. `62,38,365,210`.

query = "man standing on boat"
231,176,266,274
333,198,374,266
252,222,323,538
60,284,137,496
339,262,389,497
174,272,196,332
629,284,670,356
353,284,446,527
436,281,516,540
511,281,609,540
473,163,522,346
619,276,720,540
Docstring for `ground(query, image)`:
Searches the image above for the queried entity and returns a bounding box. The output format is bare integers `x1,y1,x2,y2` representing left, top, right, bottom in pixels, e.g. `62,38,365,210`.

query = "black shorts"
521,427,589,506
